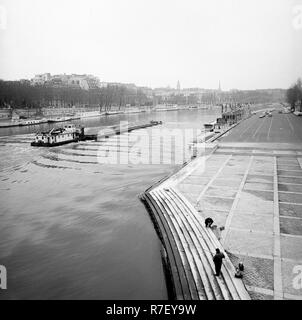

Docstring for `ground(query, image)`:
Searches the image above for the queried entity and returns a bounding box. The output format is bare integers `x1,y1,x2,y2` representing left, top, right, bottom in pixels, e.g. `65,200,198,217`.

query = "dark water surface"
0,109,219,299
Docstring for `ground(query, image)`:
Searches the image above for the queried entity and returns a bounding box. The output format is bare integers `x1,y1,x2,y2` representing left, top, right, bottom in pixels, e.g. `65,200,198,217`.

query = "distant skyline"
0,0,301,90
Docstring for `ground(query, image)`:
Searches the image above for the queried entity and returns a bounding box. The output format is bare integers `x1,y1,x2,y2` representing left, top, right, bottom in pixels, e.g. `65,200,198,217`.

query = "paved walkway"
141,154,250,300
175,110,302,300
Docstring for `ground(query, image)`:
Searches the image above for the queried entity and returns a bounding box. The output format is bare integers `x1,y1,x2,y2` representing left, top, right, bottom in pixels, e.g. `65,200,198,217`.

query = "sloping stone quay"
140,105,302,300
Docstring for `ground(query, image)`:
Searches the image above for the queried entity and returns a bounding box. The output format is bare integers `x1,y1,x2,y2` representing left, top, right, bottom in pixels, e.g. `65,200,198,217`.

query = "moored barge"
31,124,84,147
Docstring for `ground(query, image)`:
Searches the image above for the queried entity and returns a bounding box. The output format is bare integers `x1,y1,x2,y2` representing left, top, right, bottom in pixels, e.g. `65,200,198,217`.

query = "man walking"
213,248,225,276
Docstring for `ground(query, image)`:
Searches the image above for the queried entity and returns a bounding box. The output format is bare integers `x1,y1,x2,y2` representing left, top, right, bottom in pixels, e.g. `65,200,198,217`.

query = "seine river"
0,108,220,299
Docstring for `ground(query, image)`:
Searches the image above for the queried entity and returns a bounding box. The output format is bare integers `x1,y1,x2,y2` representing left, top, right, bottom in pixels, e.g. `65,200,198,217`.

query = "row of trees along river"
286,78,302,111
0,79,288,111
0,80,152,111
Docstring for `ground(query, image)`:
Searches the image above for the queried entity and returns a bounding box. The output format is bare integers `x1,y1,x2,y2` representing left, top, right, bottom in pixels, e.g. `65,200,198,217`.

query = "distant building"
67,74,100,90
154,87,177,97
30,73,101,90
177,80,181,92
31,73,51,85
104,82,138,93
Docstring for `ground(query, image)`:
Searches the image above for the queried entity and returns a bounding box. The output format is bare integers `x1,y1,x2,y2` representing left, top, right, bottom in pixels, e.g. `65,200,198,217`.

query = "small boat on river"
31,124,84,147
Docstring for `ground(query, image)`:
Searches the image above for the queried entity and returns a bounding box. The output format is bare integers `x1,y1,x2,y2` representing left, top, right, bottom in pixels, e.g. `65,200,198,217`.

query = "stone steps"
169,188,250,300
154,189,223,300
145,191,198,299
151,190,206,300
141,185,250,300
160,188,232,299
142,192,190,299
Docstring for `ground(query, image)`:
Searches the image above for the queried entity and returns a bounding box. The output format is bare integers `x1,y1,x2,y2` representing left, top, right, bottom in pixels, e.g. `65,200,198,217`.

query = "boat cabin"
32,124,83,147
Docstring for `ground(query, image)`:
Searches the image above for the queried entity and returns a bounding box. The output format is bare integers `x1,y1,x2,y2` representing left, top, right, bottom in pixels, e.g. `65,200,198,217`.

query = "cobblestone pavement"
175,112,302,300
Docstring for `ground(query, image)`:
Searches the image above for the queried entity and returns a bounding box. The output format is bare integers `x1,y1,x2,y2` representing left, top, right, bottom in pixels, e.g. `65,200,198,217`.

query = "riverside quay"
141,106,302,300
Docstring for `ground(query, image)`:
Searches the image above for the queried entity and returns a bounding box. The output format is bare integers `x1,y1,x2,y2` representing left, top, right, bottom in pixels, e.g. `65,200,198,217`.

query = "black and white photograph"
0,0,302,306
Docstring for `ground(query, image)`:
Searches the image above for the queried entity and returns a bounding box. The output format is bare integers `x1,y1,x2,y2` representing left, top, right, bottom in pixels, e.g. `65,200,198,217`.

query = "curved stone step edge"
163,188,233,300
170,188,244,300
171,188,251,300
146,192,196,299
150,190,200,300
156,189,225,300
158,188,225,300
158,193,215,300
142,193,185,300
166,188,237,300
159,189,231,300
153,190,208,300
144,192,191,300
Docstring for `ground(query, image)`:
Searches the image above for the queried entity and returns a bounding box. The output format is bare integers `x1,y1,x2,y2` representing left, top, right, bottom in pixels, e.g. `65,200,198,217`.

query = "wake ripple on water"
0,110,221,299
0,135,38,174
26,129,194,171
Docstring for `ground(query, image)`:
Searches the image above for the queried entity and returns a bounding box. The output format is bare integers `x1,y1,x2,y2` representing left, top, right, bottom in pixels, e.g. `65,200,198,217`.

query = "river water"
0,108,220,299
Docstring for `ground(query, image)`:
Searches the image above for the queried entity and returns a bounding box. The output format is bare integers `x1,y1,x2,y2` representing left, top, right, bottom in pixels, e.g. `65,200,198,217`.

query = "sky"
0,0,301,90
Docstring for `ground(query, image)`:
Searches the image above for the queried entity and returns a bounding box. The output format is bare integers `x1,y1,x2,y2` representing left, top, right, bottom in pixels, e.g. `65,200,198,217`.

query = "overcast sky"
0,0,301,90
